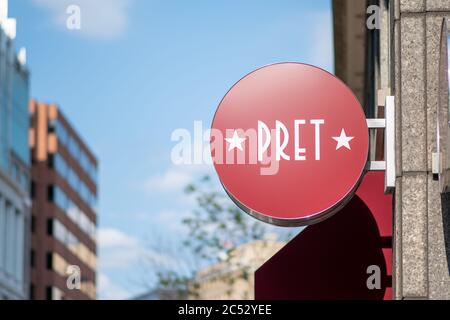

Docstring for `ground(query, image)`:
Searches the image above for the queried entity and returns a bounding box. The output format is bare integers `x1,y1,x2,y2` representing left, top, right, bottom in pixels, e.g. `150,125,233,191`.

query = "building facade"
29,101,97,300
333,0,450,299
0,0,31,300
192,237,284,300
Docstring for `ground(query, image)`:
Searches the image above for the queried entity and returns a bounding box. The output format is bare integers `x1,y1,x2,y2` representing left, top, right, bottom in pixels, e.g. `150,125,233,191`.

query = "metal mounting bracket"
366,96,396,194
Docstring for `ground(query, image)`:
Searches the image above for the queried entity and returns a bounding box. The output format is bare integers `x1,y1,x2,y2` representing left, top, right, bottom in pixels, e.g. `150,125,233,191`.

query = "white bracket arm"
366,119,386,129
366,96,396,194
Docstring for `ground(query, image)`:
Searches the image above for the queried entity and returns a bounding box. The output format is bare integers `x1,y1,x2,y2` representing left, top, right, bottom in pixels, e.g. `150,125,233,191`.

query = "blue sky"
9,0,333,299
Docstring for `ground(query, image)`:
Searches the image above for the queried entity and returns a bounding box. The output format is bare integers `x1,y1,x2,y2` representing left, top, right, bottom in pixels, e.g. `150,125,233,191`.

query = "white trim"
365,96,396,193
367,118,386,129
368,161,386,171
384,96,396,193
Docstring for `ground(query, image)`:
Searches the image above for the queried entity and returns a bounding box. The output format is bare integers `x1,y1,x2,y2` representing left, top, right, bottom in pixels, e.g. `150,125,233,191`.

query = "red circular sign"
211,63,369,226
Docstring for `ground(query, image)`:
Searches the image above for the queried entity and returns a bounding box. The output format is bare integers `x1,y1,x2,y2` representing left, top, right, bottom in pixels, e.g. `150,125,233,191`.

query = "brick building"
29,101,97,300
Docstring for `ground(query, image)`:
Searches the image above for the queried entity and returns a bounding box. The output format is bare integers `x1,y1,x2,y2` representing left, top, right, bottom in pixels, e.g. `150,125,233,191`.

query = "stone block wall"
394,0,450,300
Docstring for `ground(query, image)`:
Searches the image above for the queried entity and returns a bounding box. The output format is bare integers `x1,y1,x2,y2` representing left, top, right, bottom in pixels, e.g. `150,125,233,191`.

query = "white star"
332,129,354,150
225,131,246,151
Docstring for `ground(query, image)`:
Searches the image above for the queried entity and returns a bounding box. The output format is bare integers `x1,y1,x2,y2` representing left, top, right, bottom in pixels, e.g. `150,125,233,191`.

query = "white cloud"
145,164,215,194
98,228,138,248
97,273,131,300
33,0,132,39
97,227,195,299
97,227,196,298
146,169,192,192
97,227,179,270
98,228,144,269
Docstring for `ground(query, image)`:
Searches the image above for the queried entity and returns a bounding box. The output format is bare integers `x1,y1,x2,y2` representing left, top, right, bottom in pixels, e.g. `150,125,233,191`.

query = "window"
80,152,88,173
53,154,96,211
20,171,28,192
67,167,79,192
56,121,68,147
46,252,52,270
31,216,35,233
80,214,89,235
51,186,96,240
48,154,54,169
47,219,96,269
55,120,97,185
12,163,19,181
30,180,35,199
67,202,80,226
30,249,35,268
5,201,15,275
54,187,68,210
88,162,98,184
54,154,68,179
53,220,67,244
48,119,56,133
47,185,54,202
47,219,54,236
68,136,80,160
45,286,52,300
30,285,35,300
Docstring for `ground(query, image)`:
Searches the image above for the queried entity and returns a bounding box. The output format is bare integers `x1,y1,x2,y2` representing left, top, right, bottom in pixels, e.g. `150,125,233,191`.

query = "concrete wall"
394,0,450,300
